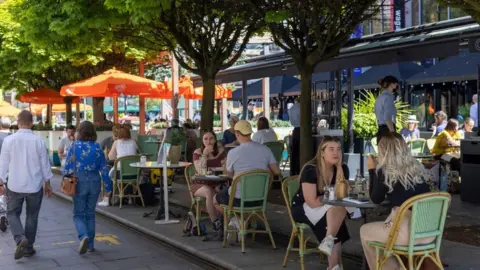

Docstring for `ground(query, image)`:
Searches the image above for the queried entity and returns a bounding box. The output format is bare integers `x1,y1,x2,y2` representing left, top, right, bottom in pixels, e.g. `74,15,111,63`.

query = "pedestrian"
0,117,11,152
374,75,399,142
469,94,478,131
288,97,300,176
63,121,111,254
0,110,53,260
58,125,76,167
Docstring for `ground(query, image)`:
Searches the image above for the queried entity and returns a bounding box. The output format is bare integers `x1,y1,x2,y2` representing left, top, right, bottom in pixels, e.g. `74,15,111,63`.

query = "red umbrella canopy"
60,69,166,97
18,88,80,104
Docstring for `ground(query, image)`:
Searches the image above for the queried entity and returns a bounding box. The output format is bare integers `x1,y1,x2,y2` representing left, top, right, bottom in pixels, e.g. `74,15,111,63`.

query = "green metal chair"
368,192,451,270
282,176,325,270
264,141,285,165
184,164,206,236
111,155,144,208
409,138,426,154
137,135,160,161
221,170,276,253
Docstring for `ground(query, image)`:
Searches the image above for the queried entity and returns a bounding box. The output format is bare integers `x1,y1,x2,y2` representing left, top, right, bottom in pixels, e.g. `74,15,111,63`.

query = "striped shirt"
374,90,396,125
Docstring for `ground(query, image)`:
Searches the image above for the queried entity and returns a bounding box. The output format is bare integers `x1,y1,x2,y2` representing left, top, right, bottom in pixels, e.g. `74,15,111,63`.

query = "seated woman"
400,115,420,143
98,125,138,206
291,136,350,270
192,131,227,232
431,119,462,172
360,134,432,269
222,115,239,147
252,117,277,144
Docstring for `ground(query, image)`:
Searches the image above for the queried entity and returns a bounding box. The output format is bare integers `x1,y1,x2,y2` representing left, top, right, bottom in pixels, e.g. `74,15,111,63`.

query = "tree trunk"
64,97,73,126
200,76,216,131
93,97,105,125
299,68,314,168
46,105,52,126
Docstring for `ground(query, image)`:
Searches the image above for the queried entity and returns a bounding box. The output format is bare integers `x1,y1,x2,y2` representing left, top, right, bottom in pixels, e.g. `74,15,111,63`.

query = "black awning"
231,75,300,100
353,62,424,89
406,51,480,84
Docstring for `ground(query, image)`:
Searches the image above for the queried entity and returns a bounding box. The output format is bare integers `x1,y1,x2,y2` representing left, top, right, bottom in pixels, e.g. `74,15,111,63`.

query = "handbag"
61,143,77,197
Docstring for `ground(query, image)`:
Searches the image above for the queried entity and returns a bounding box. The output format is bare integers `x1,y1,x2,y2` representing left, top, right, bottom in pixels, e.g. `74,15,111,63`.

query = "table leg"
155,164,180,225
361,209,370,270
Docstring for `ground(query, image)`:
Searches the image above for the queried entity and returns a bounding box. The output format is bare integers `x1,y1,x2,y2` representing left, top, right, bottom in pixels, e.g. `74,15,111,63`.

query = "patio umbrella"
17,88,80,104
60,68,166,97
0,101,21,117
164,75,232,100
31,104,92,115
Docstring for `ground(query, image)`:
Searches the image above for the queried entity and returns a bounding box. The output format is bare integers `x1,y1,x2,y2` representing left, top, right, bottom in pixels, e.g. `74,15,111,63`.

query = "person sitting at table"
360,134,432,270
100,124,120,166
97,125,138,207
192,130,226,232
400,115,420,143
222,115,239,147
431,111,448,137
290,136,350,270
184,122,198,162
431,119,462,172
252,117,278,144
214,120,281,234
459,117,474,139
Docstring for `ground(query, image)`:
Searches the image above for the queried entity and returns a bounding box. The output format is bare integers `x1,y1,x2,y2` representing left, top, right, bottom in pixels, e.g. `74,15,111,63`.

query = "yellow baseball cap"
234,120,253,135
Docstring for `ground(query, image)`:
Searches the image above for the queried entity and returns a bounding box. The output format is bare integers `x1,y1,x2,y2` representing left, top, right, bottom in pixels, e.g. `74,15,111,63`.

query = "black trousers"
290,127,300,176
376,124,396,143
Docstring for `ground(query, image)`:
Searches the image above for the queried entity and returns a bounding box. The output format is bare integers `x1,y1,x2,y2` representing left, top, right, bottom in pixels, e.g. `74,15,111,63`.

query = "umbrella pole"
76,102,80,127
113,97,119,124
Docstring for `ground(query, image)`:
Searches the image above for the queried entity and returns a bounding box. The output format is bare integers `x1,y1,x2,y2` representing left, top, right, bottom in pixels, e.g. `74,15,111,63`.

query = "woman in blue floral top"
63,121,111,255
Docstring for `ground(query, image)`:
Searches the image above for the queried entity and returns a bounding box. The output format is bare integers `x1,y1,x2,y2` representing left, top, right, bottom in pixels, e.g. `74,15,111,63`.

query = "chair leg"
262,211,277,250
136,177,145,208
240,213,246,253
222,209,228,248
112,181,116,206
283,229,296,267
119,181,124,209
299,229,305,270
195,203,201,236
409,255,414,270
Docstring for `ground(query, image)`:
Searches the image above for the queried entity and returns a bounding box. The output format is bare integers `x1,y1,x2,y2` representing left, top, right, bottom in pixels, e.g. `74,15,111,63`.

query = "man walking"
58,125,75,166
0,110,53,260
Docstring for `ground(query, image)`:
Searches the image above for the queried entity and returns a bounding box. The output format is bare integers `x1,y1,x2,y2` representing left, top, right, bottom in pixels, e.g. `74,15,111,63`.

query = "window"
450,7,468,19
422,0,438,23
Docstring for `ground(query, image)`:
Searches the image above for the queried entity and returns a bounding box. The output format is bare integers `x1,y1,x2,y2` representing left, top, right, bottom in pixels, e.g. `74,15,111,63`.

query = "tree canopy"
106,0,264,130
255,0,383,166
437,0,480,22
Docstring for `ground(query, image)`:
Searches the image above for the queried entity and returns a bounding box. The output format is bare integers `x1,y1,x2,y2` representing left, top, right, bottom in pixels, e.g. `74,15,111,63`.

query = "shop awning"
231,75,300,100
353,62,424,89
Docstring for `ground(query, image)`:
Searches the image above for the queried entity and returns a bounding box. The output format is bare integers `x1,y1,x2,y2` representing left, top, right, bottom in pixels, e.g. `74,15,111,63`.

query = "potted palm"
165,127,186,164
341,91,411,153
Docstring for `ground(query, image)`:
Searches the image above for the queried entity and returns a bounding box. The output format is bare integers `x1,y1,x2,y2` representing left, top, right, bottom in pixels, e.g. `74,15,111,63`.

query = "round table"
130,161,191,225
191,175,231,184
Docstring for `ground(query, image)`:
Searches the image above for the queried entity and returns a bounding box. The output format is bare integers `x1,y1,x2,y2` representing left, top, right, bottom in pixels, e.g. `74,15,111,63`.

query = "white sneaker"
330,265,342,270
97,198,109,207
226,217,241,244
318,235,336,256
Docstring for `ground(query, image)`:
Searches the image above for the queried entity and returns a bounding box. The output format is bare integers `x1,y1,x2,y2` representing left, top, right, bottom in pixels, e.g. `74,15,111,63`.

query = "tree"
106,0,264,130
254,0,384,167
1,0,153,125
437,1,480,21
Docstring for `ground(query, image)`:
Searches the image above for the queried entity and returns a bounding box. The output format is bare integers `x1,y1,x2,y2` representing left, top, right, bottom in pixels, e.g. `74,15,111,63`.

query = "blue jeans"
73,171,101,249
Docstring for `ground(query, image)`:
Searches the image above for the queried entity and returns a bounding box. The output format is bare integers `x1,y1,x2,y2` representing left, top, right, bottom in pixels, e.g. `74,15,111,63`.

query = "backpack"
182,211,206,236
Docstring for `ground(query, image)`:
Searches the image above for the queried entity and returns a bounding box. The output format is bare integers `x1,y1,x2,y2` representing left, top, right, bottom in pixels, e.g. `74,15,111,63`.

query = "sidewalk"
50,169,480,270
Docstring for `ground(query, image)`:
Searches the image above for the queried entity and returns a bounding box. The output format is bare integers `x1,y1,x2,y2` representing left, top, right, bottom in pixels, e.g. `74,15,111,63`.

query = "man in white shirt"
470,94,478,130
0,110,53,260
58,125,75,166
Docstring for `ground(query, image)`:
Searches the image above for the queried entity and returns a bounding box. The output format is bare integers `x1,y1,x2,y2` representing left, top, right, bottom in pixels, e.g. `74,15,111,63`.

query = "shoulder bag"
61,143,77,196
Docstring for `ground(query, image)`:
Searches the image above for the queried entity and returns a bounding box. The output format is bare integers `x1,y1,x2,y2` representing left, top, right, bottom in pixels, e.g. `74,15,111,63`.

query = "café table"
322,198,390,270
130,161,191,225
191,175,231,185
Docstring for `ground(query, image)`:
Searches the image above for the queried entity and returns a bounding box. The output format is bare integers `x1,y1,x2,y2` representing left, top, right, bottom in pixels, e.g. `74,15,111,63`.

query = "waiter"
374,75,399,142
288,98,300,176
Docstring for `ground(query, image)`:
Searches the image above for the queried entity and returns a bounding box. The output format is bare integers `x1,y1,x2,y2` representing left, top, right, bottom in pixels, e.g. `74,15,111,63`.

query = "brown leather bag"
61,143,77,196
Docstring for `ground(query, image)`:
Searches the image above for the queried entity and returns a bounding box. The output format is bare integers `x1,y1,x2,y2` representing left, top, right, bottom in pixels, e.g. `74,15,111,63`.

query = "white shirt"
470,103,478,127
0,129,53,193
288,103,300,127
252,129,278,144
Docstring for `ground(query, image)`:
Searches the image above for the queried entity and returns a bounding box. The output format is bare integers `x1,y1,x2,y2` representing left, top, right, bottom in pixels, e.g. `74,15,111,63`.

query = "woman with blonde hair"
291,136,350,270
361,134,432,269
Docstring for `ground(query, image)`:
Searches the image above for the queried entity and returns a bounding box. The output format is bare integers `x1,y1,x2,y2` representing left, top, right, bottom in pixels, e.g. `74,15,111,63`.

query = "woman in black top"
291,137,350,270
360,134,433,269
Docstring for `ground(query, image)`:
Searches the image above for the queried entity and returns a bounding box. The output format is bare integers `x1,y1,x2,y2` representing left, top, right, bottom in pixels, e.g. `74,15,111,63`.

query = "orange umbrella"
0,100,21,117
164,75,232,100
60,69,166,97
17,89,80,104
31,104,92,115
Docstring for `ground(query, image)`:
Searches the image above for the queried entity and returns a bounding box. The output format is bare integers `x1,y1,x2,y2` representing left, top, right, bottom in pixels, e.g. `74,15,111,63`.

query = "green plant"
150,122,168,129
341,91,411,138
169,127,187,146
458,103,471,121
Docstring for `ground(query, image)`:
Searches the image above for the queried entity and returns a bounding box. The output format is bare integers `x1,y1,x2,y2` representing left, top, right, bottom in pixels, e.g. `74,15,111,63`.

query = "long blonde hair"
299,136,345,193
377,134,430,192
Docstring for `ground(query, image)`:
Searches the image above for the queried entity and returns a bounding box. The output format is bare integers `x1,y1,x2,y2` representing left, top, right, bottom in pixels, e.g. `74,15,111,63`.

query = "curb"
52,191,239,270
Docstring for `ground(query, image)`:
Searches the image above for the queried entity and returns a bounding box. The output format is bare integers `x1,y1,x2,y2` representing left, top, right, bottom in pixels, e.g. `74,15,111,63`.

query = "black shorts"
215,188,263,208
291,206,350,244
